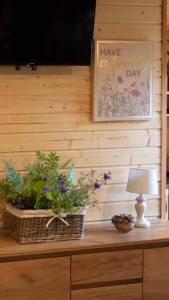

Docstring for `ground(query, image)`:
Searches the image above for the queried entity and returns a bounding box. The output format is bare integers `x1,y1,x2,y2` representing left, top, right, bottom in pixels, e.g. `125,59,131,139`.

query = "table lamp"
126,168,158,228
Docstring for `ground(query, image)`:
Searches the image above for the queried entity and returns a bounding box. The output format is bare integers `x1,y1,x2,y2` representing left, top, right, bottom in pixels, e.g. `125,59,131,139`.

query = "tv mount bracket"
15,63,37,71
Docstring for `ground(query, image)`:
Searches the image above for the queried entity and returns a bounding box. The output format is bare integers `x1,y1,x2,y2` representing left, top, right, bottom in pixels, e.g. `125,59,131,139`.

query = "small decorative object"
112,214,135,233
93,40,152,121
126,168,158,228
0,150,111,243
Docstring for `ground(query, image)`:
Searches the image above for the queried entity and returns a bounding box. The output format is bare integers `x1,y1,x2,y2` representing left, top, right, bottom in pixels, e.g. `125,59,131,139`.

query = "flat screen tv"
0,0,96,66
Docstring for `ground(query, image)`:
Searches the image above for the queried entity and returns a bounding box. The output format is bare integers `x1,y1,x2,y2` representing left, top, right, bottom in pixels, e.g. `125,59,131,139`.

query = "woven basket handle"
46,216,69,228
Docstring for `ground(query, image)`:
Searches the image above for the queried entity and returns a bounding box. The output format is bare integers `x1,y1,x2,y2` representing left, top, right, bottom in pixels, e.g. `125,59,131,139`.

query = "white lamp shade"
126,168,158,195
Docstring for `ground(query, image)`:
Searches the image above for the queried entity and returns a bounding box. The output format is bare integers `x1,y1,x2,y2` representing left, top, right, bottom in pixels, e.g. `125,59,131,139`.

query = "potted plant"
0,150,110,243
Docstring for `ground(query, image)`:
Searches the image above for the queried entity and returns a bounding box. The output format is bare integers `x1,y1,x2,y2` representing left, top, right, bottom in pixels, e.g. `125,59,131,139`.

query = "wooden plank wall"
0,0,162,225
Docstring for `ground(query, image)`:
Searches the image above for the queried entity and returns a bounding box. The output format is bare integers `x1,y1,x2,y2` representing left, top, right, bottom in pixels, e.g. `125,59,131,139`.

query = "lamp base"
135,218,150,228
135,194,151,228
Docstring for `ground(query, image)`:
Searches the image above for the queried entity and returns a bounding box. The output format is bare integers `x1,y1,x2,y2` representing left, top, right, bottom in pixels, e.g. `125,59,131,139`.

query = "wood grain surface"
72,283,142,300
71,250,142,284
0,257,70,300
144,247,169,299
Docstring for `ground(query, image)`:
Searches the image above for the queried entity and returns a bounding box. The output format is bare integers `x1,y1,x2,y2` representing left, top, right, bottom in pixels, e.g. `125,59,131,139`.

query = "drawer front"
0,257,70,300
72,249,142,285
144,247,169,300
72,283,142,300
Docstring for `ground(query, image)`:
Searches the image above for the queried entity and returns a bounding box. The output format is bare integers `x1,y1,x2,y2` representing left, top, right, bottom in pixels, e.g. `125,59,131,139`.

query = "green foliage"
0,151,110,215
0,161,23,204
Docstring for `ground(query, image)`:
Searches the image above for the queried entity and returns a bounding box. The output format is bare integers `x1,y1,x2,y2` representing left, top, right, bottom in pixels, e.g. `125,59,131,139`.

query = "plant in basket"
0,150,111,243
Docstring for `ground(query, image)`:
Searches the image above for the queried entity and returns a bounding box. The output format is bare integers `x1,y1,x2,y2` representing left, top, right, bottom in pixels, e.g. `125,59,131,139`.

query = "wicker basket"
6,205,87,244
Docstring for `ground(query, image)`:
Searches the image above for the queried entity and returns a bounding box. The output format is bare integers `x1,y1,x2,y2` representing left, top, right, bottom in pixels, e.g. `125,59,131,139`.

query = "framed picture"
93,40,152,121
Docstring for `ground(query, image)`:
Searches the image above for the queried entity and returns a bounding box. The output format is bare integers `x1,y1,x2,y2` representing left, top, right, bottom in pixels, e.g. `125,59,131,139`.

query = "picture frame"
93,40,152,122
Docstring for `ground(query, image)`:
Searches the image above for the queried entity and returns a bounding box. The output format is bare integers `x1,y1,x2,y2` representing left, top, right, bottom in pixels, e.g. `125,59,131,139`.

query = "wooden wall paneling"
86,199,160,222
75,165,161,184
0,112,161,134
0,94,162,115
94,24,162,41
0,75,90,96
95,5,161,24
89,185,160,203
0,147,161,171
0,95,91,114
0,0,163,224
0,130,161,152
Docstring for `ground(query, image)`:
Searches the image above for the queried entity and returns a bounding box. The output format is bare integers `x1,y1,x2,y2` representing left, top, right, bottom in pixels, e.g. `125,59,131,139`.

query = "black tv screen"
0,0,96,66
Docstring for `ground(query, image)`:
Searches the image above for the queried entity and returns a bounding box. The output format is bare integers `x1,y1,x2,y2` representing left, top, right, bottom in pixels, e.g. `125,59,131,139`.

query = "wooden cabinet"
72,283,142,300
72,250,142,285
144,247,169,300
0,221,169,299
72,250,142,300
0,257,70,300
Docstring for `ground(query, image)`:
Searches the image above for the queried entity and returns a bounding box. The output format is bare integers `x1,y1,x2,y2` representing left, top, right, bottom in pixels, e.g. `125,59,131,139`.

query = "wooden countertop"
1,219,169,261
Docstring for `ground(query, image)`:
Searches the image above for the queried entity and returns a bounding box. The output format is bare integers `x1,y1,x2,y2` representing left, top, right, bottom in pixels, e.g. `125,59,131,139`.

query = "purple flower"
53,184,59,190
58,176,65,184
94,182,101,190
60,186,69,193
43,185,49,192
104,173,111,181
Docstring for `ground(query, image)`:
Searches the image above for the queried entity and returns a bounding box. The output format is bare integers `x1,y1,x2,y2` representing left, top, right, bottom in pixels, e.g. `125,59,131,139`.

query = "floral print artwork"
94,41,152,121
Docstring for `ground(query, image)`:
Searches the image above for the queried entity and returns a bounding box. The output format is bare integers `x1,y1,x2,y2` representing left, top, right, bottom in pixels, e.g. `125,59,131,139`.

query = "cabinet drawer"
72,283,142,300
144,247,169,300
0,257,70,300
72,250,142,285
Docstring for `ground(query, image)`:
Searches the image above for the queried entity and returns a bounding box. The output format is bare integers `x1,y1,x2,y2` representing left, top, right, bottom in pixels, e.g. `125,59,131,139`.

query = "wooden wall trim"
161,0,167,218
